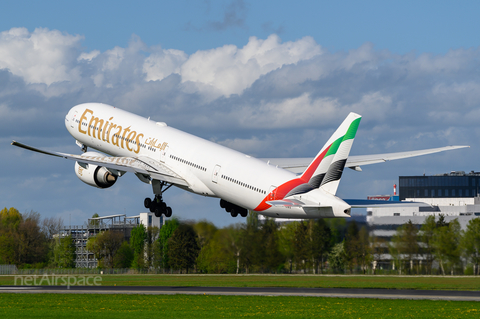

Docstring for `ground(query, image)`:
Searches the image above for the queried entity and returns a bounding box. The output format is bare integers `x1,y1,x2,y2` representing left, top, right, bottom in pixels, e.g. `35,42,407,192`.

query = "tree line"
0,207,74,268
1,206,480,275
82,212,480,275
389,215,480,275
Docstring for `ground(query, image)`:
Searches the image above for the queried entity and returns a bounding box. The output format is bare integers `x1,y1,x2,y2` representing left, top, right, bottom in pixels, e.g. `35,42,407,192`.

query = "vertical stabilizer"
300,113,361,194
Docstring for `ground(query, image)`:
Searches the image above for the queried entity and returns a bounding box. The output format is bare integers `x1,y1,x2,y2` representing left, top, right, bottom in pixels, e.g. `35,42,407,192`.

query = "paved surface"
1,285,480,301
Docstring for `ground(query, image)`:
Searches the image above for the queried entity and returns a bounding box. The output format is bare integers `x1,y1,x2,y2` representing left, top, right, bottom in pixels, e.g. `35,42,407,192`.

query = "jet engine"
74,152,117,189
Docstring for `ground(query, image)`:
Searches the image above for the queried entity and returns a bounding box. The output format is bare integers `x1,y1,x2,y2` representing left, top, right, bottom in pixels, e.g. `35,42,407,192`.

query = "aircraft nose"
65,106,77,130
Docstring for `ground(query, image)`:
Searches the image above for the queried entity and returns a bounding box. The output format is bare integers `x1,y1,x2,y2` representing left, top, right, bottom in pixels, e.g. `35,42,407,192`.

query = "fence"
0,265,18,275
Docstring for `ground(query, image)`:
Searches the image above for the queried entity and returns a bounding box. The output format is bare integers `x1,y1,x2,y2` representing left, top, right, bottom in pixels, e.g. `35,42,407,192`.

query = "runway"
1,285,480,301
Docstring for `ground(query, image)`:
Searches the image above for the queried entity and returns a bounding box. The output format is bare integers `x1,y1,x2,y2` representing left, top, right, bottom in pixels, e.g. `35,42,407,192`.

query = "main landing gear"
220,199,248,218
145,181,173,218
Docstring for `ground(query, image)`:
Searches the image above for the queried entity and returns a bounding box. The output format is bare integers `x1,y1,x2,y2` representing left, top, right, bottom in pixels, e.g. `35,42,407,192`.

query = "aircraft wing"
11,141,189,187
261,145,469,174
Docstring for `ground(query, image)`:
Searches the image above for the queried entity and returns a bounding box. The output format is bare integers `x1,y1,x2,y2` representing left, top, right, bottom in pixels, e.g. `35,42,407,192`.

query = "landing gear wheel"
240,210,248,217
144,198,152,209
230,209,238,218
220,199,227,209
146,181,174,218
149,200,157,213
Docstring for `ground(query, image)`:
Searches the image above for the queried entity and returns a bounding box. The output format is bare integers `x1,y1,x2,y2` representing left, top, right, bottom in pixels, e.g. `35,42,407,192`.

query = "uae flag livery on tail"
303,113,361,194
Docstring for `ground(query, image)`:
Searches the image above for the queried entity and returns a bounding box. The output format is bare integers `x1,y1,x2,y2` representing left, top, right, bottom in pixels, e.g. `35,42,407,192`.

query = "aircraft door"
212,165,221,183
268,185,277,200
160,145,169,163
70,111,78,129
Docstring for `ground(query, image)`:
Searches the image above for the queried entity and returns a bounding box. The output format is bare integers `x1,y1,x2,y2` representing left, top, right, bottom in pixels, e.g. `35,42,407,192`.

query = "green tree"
261,218,283,273
193,220,218,249
293,221,309,273
390,220,419,274
157,218,180,271
167,224,199,273
277,222,297,273
51,235,76,268
461,218,480,275
0,207,22,230
370,235,387,274
196,227,238,273
0,207,23,264
420,215,437,274
226,224,243,274
328,242,346,272
15,211,48,267
0,208,50,267
433,218,462,275
344,221,360,273
86,230,124,268
239,212,262,273
145,226,160,269
310,219,332,273
325,218,348,245
113,241,134,268
130,224,147,268
357,226,371,274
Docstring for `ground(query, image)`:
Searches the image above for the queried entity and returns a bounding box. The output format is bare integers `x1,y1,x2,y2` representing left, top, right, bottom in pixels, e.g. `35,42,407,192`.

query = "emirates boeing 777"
12,103,468,219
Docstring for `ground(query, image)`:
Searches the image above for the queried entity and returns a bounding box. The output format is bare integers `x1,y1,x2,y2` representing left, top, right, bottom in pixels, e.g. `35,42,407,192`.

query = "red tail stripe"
300,145,331,182
254,144,332,212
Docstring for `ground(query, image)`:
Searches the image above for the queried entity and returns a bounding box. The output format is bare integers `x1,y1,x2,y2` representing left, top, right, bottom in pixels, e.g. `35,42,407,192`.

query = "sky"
0,0,478,227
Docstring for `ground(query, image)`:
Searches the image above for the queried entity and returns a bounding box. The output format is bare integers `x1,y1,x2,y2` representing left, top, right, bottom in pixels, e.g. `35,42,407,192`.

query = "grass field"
2,274,480,290
0,293,479,318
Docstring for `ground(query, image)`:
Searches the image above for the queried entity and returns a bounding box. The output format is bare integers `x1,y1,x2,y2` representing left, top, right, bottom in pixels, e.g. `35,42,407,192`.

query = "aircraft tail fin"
300,113,361,195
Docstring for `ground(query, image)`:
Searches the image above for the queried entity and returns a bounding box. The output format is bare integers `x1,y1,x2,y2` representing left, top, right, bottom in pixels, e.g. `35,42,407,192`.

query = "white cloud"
0,27,83,85
179,34,322,97
143,48,188,82
78,50,100,62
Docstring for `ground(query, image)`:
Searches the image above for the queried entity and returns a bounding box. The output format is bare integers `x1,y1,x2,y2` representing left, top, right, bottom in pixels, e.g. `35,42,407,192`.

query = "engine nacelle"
74,152,117,189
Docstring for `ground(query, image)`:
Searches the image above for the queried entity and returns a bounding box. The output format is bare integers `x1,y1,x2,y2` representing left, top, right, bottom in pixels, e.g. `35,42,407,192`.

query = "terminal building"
367,171,480,240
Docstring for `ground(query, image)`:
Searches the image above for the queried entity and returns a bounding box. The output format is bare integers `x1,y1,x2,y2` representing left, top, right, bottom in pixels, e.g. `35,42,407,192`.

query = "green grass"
0,293,479,318
2,274,480,290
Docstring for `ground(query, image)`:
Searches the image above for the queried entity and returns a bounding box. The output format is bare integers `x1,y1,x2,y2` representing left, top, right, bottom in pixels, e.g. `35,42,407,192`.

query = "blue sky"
0,0,478,226
2,0,479,54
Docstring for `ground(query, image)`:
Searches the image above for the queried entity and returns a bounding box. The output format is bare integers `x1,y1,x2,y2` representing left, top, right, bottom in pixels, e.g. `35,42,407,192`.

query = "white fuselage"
65,103,311,218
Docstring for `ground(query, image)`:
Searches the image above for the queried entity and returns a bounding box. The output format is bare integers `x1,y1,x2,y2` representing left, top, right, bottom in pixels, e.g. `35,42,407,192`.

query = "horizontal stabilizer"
266,199,306,207
344,199,430,208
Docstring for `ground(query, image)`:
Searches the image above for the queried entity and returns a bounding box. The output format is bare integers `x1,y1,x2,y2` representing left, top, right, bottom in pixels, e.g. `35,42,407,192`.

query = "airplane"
12,103,468,219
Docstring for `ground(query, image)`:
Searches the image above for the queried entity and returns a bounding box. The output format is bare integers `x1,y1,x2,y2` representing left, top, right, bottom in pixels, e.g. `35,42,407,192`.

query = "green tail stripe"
324,118,361,158
343,118,361,141
325,136,343,157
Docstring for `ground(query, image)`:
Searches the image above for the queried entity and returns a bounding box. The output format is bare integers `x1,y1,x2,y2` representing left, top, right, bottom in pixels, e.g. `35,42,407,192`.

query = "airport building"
61,212,163,268
368,171,480,241
367,171,480,271
398,170,480,200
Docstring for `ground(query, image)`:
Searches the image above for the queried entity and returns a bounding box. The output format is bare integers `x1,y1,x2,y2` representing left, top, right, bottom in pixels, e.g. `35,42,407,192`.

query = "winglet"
11,140,62,158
